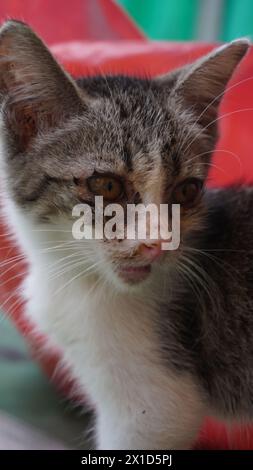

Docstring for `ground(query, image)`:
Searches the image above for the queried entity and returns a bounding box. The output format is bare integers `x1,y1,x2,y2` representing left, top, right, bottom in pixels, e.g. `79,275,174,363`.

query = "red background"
1,0,253,449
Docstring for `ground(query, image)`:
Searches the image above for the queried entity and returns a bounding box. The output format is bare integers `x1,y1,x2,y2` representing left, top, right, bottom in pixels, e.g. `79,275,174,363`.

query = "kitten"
0,20,251,450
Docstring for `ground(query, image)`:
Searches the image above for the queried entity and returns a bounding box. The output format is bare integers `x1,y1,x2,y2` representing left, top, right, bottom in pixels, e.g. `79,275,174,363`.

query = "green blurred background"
1,0,253,449
117,0,253,42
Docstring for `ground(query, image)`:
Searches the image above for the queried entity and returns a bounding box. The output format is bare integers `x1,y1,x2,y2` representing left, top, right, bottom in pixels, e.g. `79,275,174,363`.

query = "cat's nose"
138,241,163,262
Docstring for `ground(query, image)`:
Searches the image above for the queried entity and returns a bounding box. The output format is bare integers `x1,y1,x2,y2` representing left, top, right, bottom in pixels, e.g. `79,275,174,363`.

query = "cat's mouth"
117,264,151,284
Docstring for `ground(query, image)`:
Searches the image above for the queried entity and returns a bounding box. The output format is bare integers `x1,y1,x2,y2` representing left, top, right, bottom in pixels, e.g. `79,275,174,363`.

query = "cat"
0,20,252,450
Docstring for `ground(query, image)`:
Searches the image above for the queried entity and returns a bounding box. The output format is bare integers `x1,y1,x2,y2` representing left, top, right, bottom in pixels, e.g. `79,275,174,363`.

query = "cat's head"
0,21,249,290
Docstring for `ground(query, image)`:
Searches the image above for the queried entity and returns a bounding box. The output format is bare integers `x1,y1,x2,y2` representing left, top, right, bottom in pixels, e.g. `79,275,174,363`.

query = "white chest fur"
25,269,164,403
2,198,205,449
24,268,205,449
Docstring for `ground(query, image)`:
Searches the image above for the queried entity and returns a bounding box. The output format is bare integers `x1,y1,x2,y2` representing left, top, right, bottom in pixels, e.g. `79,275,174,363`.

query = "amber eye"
172,178,203,208
87,175,123,201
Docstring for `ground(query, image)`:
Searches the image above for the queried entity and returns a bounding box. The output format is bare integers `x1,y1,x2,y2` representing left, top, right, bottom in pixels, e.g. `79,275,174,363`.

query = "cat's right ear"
0,20,84,151
156,40,249,143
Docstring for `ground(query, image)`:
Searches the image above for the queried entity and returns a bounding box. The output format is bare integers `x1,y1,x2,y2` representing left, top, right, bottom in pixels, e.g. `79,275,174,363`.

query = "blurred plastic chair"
0,0,144,43
1,0,253,450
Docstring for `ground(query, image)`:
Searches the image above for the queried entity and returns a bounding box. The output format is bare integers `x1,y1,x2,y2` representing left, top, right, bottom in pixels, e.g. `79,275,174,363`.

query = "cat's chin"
117,264,151,284
106,264,153,293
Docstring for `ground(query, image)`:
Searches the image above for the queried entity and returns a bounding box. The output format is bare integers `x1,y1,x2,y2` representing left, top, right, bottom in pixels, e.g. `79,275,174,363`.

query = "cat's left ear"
156,40,250,140
0,20,84,151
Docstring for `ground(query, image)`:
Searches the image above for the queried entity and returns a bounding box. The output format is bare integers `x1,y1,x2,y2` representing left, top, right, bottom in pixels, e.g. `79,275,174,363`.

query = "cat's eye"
87,174,124,201
172,178,203,208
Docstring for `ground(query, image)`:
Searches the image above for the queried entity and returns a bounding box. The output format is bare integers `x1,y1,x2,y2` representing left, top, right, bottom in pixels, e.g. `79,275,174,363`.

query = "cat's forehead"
35,75,199,186
76,75,179,164
78,75,174,137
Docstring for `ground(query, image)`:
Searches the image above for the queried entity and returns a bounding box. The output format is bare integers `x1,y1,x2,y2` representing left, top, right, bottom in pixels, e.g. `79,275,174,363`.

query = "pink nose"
138,241,163,262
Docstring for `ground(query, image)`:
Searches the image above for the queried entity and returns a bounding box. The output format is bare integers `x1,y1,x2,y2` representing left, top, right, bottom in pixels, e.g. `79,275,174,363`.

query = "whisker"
53,260,104,297
186,148,241,172
184,107,253,156
179,73,253,153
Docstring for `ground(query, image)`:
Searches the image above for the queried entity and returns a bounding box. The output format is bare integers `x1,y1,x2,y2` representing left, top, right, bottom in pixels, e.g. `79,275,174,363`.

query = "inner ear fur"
0,20,84,150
